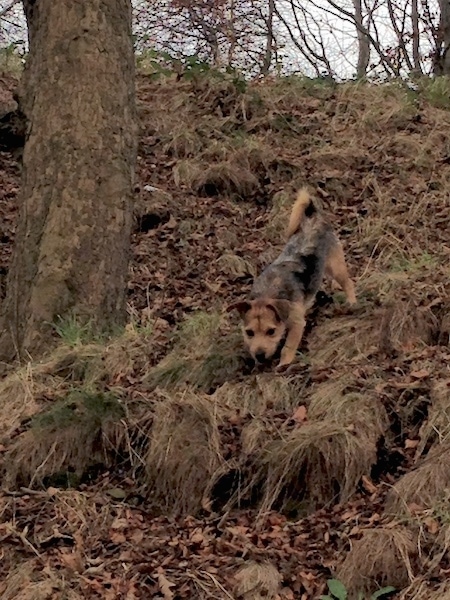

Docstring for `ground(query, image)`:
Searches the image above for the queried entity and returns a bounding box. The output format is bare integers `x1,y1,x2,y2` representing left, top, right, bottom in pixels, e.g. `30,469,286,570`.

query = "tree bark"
0,0,137,361
353,0,369,78
261,0,275,75
411,0,422,75
434,0,450,75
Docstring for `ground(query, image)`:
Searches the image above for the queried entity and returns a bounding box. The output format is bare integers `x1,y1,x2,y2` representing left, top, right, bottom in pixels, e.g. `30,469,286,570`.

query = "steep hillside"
1,73,450,599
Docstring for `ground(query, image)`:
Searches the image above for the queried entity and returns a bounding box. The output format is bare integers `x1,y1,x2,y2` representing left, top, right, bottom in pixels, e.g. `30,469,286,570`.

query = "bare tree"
354,0,370,77
133,0,270,75
434,0,450,74
0,0,137,361
261,0,275,74
411,0,422,74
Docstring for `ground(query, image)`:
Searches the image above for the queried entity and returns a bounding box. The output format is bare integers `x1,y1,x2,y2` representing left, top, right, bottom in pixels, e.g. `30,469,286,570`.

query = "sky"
0,0,439,80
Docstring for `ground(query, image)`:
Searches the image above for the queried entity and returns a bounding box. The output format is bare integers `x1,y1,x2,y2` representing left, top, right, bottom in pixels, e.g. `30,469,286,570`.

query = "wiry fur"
228,188,356,368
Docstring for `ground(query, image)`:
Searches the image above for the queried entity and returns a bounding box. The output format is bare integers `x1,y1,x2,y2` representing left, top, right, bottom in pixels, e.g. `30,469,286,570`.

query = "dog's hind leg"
325,242,357,305
278,303,306,368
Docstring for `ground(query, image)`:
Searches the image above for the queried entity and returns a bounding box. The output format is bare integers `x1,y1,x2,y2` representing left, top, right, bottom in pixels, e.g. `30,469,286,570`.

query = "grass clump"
336,528,416,598
415,380,450,456
0,561,83,600
145,390,223,514
386,443,450,516
52,315,103,347
3,388,125,488
418,76,450,109
145,311,246,392
234,561,282,600
244,378,387,514
30,389,123,431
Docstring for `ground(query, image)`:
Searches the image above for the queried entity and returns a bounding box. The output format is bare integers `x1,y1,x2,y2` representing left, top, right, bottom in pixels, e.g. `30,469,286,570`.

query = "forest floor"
1,72,450,599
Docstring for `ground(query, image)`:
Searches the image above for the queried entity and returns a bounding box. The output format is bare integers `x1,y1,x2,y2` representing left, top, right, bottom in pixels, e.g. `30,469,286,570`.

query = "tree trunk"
0,0,137,361
411,0,422,75
353,0,369,78
435,0,450,75
261,0,275,76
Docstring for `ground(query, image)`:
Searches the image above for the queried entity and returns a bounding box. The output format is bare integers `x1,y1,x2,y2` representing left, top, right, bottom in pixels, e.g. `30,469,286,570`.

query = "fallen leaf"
110,531,127,544
158,572,175,600
405,438,419,449
292,405,307,423
361,475,378,494
165,215,177,229
107,488,127,500
191,531,206,544
130,528,144,544
59,549,84,573
408,503,424,515
410,369,430,379
111,517,128,530
424,516,439,535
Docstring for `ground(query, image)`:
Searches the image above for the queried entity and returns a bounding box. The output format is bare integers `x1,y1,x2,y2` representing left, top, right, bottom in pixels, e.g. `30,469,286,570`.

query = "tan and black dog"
228,188,356,368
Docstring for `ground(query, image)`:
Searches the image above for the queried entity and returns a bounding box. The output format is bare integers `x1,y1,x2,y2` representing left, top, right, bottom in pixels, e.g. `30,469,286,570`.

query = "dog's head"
227,298,291,363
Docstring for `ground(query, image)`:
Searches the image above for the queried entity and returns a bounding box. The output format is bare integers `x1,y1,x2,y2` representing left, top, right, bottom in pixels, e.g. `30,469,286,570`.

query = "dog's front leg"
277,306,306,368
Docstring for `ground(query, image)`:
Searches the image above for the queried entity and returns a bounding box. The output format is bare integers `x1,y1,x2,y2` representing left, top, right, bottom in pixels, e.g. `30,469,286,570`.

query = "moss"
31,389,124,433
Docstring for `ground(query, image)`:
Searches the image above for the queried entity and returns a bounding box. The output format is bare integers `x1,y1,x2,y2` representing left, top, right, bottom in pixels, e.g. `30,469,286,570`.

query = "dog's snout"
255,351,266,363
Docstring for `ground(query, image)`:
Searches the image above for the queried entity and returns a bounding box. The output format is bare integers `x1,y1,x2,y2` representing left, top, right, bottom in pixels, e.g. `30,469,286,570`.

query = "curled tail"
286,187,317,238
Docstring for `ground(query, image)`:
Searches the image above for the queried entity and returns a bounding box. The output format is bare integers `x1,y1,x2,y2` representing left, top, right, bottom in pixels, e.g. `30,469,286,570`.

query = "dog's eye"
245,329,255,338
266,328,276,336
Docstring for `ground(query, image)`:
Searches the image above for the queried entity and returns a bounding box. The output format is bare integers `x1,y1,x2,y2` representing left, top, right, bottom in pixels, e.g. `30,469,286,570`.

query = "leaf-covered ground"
1,73,450,599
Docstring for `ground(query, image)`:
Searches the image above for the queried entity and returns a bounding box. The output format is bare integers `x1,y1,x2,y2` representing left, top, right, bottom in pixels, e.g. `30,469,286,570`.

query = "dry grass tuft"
0,366,51,440
309,262,445,368
309,311,378,367
336,527,416,598
378,296,438,354
386,443,450,515
145,311,246,391
213,375,305,416
217,376,307,459
3,389,124,488
398,580,450,600
0,322,171,488
0,561,82,600
416,380,450,456
185,159,261,198
217,252,257,279
0,344,103,440
101,322,164,383
145,389,223,514
163,126,204,158
250,378,387,512
234,561,282,599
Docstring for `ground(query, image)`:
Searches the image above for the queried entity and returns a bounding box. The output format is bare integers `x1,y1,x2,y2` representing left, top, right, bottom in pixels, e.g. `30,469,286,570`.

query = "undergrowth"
2,74,450,598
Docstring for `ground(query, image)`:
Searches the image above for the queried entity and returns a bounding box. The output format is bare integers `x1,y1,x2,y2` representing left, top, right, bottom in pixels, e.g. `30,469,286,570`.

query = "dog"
227,188,356,368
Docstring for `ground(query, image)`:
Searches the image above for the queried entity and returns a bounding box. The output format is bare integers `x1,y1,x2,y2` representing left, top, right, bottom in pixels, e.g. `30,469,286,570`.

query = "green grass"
320,578,395,600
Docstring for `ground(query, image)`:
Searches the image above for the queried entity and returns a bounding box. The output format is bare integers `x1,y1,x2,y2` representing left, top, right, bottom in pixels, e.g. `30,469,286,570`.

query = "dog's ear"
266,299,291,322
227,301,252,316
